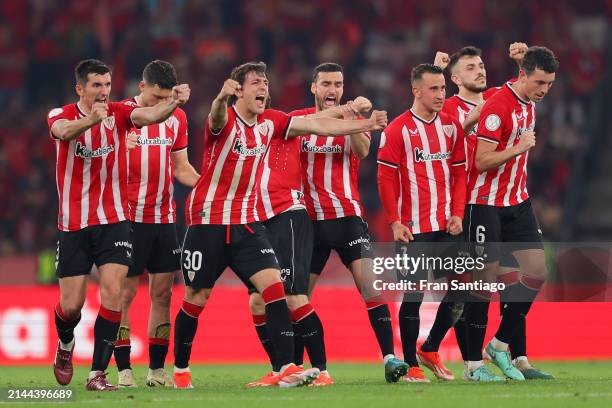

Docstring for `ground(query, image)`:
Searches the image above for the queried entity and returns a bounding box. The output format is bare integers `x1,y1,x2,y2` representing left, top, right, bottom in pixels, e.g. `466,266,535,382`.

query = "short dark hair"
522,46,559,74
448,46,482,72
228,61,268,105
75,59,111,85
143,60,178,89
312,62,344,82
411,63,444,85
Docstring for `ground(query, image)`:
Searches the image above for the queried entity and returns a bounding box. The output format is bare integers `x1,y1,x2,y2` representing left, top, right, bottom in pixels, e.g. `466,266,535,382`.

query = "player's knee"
249,293,265,315
59,298,85,319
121,284,138,309
151,283,173,308
286,294,309,311
185,287,210,308
100,281,122,306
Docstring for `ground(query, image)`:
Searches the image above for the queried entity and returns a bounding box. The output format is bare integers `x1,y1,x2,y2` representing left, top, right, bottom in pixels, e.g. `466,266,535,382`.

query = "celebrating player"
377,63,467,382
113,60,200,388
464,46,558,380
48,59,190,391
287,63,410,383
173,61,387,389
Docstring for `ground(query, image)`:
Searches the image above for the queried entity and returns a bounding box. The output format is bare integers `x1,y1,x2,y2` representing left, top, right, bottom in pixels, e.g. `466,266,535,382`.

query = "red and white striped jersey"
290,107,369,221
443,88,499,168
126,98,188,224
467,82,535,207
256,136,305,221
377,110,466,234
186,106,293,225
47,101,138,231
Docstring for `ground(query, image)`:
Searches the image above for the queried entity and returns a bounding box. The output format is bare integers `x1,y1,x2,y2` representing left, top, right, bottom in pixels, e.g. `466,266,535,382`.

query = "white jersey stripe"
110,127,125,221
306,135,324,220
240,121,265,224
80,128,92,228
60,141,75,230
487,110,519,205
434,118,452,221
135,126,149,223
154,125,167,223
323,137,344,218
402,125,420,233
342,138,362,217
97,123,109,222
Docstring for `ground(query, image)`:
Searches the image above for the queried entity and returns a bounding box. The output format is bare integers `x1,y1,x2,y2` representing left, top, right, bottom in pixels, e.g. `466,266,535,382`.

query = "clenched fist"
391,221,414,243
369,110,388,131
351,96,372,114
509,42,528,64
446,216,463,236
172,84,191,105
217,79,241,101
434,51,451,70
88,102,108,125
515,130,536,154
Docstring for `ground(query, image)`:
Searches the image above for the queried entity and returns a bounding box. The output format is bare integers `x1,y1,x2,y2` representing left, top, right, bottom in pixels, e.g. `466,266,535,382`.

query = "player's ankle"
173,366,190,374
490,337,509,351
467,360,484,371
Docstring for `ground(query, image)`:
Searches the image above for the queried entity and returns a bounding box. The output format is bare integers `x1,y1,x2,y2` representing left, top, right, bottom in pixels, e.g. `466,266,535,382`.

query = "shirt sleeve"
206,106,234,140
477,100,507,145
376,123,404,169
267,109,294,140
172,109,188,152
47,106,72,140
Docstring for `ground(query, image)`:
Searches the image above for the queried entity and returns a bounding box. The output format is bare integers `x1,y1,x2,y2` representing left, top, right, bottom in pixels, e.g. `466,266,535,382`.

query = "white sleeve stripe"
477,136,499,144
377,160,398,168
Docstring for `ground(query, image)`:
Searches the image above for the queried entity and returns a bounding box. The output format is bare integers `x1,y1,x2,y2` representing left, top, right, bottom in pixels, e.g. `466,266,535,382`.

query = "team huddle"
47,41,558,391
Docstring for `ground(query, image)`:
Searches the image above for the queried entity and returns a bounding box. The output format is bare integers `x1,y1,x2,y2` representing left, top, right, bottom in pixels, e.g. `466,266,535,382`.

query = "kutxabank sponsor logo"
75,142,114,159
232,139,266,157
413,148,451,163
301,139,342,154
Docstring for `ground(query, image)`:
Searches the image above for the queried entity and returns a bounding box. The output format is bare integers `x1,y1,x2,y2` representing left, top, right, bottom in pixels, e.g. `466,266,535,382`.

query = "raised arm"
509,42,528,68
131,84,191,127
209,79,241,132
287,110,387,138
51,103,108,141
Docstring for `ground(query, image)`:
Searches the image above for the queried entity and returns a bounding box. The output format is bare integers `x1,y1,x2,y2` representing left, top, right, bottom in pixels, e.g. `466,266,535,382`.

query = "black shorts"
56,221,132,278
396,231,465,285
247,209,313,296
464,199,544,263
128,222,181,277
181,222,279,290
311,216,373,276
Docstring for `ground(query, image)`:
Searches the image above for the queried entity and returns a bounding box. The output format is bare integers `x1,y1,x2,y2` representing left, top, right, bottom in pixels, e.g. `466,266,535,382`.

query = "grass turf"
1,361,611,407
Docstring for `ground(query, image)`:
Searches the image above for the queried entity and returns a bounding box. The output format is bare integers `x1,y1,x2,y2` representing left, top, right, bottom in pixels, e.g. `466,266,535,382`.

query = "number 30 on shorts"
183,250,203,271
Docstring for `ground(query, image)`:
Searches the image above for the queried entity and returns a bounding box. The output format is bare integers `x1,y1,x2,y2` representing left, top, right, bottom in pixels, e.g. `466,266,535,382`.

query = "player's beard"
464,82,487,93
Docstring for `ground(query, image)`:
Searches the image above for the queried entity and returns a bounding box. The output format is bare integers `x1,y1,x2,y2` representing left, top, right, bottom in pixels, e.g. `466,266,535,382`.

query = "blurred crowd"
0,0,608,254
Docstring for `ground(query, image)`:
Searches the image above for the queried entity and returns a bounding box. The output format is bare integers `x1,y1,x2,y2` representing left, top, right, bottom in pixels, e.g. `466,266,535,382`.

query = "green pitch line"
1,361,611,408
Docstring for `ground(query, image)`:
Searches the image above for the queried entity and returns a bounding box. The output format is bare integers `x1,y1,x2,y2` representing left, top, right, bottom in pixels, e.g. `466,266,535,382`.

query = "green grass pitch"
1,361,611,407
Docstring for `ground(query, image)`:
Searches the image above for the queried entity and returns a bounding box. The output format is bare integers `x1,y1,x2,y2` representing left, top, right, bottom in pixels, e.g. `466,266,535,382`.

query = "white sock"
88,370,101,380
467,360,484,371
490,337,509,351
59,338,74,351
280,363,295,373
173,366,190,374
383,354,395,364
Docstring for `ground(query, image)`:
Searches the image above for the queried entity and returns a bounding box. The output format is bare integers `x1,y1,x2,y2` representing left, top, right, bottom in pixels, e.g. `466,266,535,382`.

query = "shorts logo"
474,245,485,257
114,241,132,248
280,268,291,282
348,236,370,250
172,248,181,255
187,270,195,282
484,114,501,132
260,248,275,255
126,250,132,259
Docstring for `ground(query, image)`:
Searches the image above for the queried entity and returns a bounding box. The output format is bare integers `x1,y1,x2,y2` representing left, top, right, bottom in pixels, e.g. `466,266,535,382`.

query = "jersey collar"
505,82,530,105
409,109,438,124
232,105,256,128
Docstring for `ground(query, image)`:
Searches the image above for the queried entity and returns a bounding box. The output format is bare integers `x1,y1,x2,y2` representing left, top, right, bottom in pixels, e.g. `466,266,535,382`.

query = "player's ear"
310,82,316,95
450,72,461,87
518,69,527,81
75,83,83,97
138,81,145,92
412,86,419,98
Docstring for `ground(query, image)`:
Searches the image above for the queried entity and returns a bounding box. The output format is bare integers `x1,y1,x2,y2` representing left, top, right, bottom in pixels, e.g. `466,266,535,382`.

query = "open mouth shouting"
323,94,338,108
255,94,266,109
